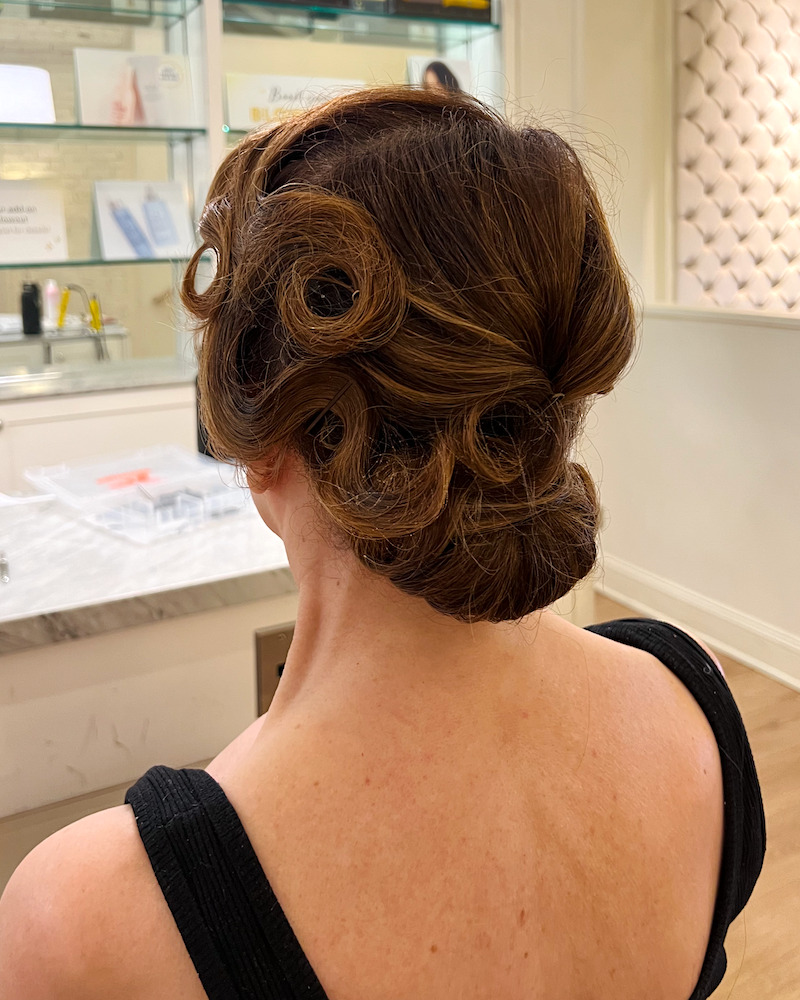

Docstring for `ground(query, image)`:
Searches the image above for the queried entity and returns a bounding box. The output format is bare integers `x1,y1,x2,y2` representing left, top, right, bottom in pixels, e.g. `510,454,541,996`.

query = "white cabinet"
0,383,197,492
0,417,11,491
47,341,98,365
0,332,130,368
0,341,43,368
46,335,129,365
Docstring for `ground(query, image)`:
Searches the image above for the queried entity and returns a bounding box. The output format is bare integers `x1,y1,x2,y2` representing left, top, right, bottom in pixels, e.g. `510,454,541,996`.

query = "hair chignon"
183,86,636,623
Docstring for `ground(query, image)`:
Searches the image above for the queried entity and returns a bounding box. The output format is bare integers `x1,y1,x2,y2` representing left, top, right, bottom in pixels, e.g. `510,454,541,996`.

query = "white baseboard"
596,555,800,693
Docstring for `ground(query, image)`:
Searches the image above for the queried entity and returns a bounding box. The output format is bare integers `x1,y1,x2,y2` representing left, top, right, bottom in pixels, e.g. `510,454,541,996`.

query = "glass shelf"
222,1,498,43
0,123,206,143
0,0,200,24
0,257,192,271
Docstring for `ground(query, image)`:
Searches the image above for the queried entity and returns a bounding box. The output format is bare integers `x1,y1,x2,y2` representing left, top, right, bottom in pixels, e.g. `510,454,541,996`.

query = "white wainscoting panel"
597,553,800,691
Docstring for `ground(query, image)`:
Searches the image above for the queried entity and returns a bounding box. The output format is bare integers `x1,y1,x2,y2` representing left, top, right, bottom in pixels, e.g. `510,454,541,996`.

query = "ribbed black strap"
585,618,766,1000
125,766,330,1000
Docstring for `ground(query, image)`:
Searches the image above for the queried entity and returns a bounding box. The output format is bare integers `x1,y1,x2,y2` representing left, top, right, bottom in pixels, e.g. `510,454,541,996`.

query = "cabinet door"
0,341,45,367
47,336,130,364
48,340,100,365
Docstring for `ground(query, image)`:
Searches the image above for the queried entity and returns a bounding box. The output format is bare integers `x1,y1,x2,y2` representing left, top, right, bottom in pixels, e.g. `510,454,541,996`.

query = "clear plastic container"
24,445,249,544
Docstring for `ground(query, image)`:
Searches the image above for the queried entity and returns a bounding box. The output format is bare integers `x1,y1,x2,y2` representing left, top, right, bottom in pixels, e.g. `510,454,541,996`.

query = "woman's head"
423,61,462,92
183,86,635,623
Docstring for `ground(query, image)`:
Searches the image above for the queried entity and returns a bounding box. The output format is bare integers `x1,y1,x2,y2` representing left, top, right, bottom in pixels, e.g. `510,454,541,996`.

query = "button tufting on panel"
677,0,800,310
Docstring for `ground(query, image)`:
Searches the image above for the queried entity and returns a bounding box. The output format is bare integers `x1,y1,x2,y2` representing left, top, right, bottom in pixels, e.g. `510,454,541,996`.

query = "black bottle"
21,282,42,337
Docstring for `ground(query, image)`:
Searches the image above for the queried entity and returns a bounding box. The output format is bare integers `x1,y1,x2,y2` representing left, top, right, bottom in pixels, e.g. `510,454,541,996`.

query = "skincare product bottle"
109,64,145,126
21,282,42,337
109,200,153,258
142,187,178,247
43,279,60,323
128,55,188,128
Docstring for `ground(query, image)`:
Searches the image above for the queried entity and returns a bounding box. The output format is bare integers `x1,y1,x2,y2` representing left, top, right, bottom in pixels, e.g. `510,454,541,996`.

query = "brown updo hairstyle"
183,86,635,623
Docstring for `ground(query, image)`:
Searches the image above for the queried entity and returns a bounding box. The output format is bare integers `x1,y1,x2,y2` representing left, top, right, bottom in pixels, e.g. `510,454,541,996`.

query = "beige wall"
505,0,672,298
508,0,800,683
505,0,578,117
588,306,800,686
581,0,800,681
581,0,672,302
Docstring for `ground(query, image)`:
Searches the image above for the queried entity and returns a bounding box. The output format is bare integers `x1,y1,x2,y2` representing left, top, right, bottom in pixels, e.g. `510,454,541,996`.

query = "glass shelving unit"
0,123,206,143
0,0,210,364
2,0,504,368
0,0,201,27
222,0,498,37
0,257,193,270
220,0,503,138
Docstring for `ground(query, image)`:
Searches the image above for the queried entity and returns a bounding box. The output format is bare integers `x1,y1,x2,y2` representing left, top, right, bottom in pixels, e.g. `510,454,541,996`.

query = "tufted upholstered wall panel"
677,0,800,310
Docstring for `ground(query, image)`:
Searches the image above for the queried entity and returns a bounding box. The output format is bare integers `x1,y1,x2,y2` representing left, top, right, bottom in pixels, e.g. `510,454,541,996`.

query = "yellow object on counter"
89,295,103,332
56,287,70,329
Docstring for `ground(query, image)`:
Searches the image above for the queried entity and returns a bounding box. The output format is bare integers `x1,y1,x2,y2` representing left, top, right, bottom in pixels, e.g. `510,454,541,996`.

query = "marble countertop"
0,357,197,402
0,498,294,654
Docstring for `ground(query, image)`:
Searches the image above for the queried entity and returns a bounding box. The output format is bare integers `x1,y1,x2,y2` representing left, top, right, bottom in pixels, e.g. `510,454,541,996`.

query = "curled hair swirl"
233,186,407,358
184,87,635,623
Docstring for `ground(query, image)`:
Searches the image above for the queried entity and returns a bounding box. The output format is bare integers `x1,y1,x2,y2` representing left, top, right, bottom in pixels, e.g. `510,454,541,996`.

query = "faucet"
52,283,110,362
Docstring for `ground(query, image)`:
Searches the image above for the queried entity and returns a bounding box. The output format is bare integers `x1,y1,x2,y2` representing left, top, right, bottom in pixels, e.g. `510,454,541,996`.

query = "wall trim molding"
596,554,800,692
644,302,800,331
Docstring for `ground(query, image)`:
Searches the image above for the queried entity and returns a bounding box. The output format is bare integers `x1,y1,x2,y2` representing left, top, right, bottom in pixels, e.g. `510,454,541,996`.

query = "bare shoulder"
0,805,201,1000
557,618,726,990
577,619,726,788
578,619,725,888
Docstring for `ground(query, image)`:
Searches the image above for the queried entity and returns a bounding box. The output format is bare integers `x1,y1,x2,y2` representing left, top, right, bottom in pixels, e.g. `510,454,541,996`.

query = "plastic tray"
24,445,250,543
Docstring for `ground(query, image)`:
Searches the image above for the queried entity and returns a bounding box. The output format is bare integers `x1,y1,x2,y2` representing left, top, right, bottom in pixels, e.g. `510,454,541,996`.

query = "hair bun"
238,186,407,358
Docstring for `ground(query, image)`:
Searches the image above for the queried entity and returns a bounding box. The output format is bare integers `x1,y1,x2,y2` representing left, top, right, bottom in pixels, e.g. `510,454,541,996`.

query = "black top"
125,619,766,1000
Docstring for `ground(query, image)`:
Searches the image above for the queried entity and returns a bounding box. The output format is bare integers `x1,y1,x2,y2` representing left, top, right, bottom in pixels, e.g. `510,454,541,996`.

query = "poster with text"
225,74,364,130
0,182,68,264
93,181,193,261
75,49,196,128
407,56,474,94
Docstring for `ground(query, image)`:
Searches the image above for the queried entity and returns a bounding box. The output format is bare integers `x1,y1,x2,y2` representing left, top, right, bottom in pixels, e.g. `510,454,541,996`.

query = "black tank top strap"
125,765,329,1000
585,618,766,999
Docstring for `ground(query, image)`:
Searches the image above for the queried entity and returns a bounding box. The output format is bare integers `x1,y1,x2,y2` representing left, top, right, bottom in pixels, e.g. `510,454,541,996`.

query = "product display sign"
93,181,194,260
0,65,56,123
407,56,474,94
225,74,364,130
74,49,196,128
0,182,68,264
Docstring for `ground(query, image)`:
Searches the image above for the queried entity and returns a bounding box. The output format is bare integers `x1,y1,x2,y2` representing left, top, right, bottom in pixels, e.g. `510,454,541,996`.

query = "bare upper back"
208,621,723,1000
0,617,724,1000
